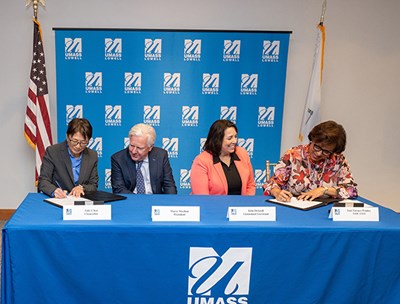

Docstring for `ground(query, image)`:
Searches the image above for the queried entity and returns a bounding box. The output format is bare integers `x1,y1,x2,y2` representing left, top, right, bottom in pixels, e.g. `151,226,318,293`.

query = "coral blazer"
190,146,256,195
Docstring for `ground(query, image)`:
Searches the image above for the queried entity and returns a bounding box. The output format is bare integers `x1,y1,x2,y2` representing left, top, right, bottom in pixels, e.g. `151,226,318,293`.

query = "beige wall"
1,0,399,210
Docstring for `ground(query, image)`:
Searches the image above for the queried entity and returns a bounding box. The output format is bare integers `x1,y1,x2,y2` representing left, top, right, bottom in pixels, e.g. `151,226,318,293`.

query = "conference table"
2,193,400,304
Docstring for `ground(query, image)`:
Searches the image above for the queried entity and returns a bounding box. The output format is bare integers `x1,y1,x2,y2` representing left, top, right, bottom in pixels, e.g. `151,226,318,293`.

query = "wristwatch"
323,186,329,195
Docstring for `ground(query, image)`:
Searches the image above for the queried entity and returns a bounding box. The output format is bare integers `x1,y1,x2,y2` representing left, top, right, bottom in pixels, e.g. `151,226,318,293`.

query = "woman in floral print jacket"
264,120,358,202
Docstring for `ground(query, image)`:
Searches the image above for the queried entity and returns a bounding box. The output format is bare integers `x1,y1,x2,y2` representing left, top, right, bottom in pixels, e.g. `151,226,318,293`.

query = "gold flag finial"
319,0,327,25
26,0,46,20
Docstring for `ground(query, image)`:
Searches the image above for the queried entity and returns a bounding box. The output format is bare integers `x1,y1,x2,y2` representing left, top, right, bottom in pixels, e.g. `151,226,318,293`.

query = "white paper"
45,195,93,207
269,197,323,210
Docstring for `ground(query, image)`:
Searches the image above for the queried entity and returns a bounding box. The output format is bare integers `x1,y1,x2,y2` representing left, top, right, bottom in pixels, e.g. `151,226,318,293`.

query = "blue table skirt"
2,193,400,304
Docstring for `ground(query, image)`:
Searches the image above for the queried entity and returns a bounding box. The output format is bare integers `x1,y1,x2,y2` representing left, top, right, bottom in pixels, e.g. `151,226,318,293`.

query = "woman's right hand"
271,188,293,202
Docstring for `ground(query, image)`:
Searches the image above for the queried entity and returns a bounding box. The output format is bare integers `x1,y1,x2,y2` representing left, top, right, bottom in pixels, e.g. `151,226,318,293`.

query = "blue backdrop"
54,29,291,194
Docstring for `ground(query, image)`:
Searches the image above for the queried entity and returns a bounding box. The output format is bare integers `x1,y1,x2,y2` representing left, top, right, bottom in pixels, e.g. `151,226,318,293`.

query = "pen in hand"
54,181,67,198
278,190,293,202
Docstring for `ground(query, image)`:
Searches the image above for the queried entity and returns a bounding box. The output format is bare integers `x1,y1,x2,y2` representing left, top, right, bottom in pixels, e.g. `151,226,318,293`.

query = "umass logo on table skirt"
188,247,252,304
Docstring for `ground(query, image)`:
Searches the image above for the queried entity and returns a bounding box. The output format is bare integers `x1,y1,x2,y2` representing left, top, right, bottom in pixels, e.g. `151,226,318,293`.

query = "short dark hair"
203,120,238,156
66,118,93,140
308,120,347,153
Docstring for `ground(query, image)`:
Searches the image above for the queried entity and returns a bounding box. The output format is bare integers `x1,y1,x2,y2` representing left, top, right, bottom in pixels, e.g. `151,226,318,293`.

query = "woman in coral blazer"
190,120,256,195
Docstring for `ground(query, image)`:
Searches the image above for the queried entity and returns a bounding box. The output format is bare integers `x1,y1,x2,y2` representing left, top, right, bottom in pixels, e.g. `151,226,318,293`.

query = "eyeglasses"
68,138,88,147
313,143,334,157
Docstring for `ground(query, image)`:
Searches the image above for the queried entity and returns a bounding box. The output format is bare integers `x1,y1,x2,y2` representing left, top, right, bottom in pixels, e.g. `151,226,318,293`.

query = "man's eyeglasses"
69,138,88,147
313,143,333,157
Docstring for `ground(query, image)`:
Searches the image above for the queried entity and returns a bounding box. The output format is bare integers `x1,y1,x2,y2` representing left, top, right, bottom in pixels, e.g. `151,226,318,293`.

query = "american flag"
24,20,53,184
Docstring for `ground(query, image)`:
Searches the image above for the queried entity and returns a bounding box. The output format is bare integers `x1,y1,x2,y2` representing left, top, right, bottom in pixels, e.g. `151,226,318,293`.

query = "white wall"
1,0,399,210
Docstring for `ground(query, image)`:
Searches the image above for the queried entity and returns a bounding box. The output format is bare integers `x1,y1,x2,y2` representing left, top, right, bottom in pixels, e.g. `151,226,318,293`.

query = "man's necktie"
136,161,146,194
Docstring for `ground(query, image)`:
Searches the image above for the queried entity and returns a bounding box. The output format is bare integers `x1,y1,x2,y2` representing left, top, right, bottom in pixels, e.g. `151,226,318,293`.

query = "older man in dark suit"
111,123,177,194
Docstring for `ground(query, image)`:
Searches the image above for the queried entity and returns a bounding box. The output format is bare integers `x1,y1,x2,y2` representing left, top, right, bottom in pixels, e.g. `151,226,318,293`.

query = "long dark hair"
203,120,238,156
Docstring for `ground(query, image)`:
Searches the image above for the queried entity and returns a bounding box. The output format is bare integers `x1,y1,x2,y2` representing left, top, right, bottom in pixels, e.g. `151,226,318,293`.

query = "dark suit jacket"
111,147,177,194
38,141,99,196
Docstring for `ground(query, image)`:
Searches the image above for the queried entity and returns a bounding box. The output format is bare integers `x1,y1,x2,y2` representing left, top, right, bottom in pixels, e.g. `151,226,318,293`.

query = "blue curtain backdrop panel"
54,28,291,194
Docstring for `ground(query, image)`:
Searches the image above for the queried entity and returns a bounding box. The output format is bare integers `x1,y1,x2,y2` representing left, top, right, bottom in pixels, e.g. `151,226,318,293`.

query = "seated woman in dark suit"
190,119,256,195
264,120,358,202
38,118,98,198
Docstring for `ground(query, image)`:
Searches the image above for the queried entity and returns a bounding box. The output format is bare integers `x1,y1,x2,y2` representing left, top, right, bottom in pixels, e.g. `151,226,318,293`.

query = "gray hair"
128,123,156,146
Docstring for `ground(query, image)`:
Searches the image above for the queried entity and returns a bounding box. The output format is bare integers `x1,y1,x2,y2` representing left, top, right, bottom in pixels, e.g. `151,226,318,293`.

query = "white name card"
152,206,200,222
63,205,112,220
227,207,276,221
330,204,379,221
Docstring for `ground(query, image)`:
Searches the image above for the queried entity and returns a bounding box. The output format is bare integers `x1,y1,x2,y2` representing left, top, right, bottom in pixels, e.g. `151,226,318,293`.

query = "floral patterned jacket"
264,144,358,199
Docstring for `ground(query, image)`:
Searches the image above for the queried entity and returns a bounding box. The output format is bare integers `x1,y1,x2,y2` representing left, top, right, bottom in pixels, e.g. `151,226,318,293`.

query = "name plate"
330,203,379,221
152,206,200,222
63,205,111,220
227,207,276,221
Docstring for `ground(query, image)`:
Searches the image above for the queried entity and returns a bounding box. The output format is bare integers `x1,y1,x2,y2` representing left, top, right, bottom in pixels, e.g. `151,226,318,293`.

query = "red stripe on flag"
36,130,46,160
37,95,53,144
25,103,37,124
24,125,36,144
28,87,37,104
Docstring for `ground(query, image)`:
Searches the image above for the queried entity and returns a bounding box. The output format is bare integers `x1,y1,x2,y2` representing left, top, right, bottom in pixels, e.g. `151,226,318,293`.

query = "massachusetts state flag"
299,23,325,143
24,19,53,184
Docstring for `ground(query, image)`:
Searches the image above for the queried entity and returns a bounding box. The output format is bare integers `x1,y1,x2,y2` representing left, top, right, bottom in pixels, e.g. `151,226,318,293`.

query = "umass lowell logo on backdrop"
105,38,122,60
124,72,142,94
220,106,237,124
85,72,102,93
66,105,82,124
223,40,240,62
88,137,103,158
188,247,252,304
184,39,201,61
240,74,258,95
254,169,267,189
262,40,280,63
164,73,181,94
238,138,254,158
180,169,191,189
144,38,162,61
257,107,275,127
199,138,206,153
182,106,199,127
163,138,179,158
144,105,160,126
104,169,111,189
64,38,82,60
105,105,122,126
202,73,219,95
